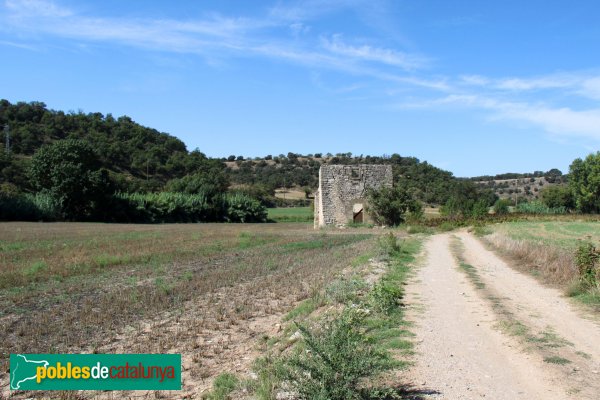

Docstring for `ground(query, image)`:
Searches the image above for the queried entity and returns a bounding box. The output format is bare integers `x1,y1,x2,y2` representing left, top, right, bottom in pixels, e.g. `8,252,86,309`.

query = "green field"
267,206,313,222
492,220,600,250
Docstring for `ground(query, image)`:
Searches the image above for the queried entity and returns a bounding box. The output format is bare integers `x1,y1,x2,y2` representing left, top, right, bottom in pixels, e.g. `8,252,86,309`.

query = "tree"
569,152,600,213
493,199,511,215
367,186,421,226
540,185,574,210
29,139,111,219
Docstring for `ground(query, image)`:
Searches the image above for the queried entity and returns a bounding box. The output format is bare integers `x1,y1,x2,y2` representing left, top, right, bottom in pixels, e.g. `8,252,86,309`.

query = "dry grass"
0,222,376,398
483,232,577,285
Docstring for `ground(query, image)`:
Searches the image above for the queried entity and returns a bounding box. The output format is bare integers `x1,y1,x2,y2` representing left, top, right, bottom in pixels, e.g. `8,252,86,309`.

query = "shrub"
493,199,511,215
370,280,403,315
367,186,421,226
224,193,267,222
377,233,401,258
0,192,60,221
516,200,566,215
278,309,393,400
575,242,599,288
540,185,575,210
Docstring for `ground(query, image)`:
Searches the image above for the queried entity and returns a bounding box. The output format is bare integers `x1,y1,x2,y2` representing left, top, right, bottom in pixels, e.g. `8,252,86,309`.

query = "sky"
1,0,600,177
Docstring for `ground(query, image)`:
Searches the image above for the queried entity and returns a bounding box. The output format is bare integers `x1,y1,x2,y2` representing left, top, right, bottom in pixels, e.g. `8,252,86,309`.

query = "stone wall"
314,164,393,228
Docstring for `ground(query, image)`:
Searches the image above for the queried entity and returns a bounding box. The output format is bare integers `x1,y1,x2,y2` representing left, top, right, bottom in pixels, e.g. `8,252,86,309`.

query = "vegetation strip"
202,233,423,399
449,236,575,365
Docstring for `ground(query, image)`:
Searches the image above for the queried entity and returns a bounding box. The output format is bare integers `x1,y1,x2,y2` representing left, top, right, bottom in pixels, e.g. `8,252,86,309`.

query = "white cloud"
417,94,600,141
321,35,426,70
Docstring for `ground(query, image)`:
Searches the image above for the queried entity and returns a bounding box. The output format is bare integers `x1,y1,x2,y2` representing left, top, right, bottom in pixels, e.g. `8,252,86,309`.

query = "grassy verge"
245,233,423,400
482,221,600,309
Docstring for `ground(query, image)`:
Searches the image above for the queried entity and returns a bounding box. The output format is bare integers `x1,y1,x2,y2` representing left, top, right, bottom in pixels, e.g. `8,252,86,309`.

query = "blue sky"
1,0,599,177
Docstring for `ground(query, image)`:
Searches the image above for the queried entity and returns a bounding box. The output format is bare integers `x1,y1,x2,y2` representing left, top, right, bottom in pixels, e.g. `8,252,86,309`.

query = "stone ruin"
314,164,393,228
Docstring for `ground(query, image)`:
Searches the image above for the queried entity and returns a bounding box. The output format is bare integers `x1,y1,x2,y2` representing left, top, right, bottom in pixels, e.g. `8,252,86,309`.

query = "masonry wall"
314,164,393,228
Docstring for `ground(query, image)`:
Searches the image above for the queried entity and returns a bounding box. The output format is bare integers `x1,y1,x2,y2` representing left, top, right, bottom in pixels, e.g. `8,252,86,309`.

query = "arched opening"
353,203,364,223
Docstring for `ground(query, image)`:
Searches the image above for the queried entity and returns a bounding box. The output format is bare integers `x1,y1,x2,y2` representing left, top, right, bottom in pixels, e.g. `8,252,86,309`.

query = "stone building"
314,164,393,228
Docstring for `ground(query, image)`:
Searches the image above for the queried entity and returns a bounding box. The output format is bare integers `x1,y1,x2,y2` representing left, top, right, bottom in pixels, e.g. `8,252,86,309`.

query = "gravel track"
404,232,600,399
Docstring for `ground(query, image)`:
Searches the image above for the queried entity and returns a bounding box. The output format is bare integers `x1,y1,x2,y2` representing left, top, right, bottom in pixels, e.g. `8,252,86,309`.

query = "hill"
470,170,566,202
2,100,497,208
0,100,224,193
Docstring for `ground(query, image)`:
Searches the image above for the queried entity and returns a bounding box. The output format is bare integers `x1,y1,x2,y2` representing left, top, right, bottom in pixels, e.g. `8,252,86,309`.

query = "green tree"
540,185,574,210
367,186,421,226
569,152,600,213
493,199,511,215
29,139,111,219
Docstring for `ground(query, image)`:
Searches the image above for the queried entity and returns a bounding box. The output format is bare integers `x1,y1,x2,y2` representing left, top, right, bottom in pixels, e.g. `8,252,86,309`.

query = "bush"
377,232,401,257
493,199,511,215
113,192,267,223
367,186,421,226
370,280,403,315
278,309,393,400
516,200,566,215
575,242,599,288
0,192,60,221
540,185,575,210
224,193,267,222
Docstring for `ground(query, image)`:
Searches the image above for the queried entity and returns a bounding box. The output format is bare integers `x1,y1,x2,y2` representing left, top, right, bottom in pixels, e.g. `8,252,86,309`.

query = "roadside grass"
267,207,312,223
249,235,423,399
484,221,600,309
0,222,373,384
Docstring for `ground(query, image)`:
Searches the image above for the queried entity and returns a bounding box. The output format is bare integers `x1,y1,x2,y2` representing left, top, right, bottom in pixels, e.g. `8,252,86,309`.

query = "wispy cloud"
402,93,600,141
321,35,427,70
0,0,433,87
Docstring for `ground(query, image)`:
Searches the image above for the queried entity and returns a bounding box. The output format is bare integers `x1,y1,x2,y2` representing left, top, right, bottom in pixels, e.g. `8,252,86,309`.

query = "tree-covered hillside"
1,100,498,220
0,100,224,193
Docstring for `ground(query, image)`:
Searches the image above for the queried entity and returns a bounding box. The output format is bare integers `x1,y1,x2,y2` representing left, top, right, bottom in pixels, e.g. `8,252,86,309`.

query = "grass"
492,220,600,251
267,207,313,222
0,222,375,390
485,220,600,309
203,372,240,400
543,356,571,365
249,235,422,399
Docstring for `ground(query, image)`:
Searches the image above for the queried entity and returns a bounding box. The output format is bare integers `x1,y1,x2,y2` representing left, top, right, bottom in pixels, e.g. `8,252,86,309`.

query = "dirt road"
405,232,600,399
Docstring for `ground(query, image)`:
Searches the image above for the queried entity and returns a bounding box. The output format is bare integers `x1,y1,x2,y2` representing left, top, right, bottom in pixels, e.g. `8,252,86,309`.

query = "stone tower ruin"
314,164,393,228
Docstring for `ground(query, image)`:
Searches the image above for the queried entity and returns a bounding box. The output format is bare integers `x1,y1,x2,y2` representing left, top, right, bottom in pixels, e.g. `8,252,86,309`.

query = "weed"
575,242,599,287
24,261,47,278
278,308,394,400
377,232,401,258
203,372,239,400
370,280,403,315
543,356,571,365
325,277,367,304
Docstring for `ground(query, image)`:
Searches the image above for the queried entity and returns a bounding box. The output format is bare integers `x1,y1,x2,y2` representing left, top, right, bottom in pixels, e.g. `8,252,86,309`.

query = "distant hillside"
471,169,566,202
1,100,496,207
223,153,496,207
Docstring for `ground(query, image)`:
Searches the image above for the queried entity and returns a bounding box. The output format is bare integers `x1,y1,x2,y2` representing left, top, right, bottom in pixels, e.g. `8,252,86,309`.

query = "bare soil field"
0,222,376,398
405,232,600,399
